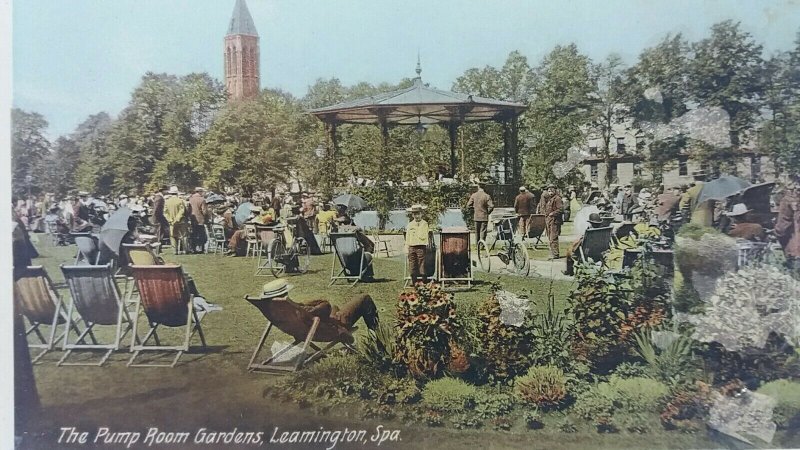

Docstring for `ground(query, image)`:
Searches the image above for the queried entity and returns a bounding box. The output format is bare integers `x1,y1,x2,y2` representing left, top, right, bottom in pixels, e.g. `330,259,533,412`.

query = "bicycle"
266,220,311,277
476,214,530,276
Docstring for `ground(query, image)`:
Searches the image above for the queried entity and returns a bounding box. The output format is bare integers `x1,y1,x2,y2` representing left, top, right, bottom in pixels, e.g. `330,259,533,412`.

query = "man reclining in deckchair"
261,279,379,332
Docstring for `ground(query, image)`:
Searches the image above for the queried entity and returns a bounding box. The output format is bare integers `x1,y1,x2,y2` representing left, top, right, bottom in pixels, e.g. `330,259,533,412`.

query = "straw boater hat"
168,186,180,195
406,204,426,213
195,187,205,193
261,279,293,299
725,203,751,217
519,186,527,191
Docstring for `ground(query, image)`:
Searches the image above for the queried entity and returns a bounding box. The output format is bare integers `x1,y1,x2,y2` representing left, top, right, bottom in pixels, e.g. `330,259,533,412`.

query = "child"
405,204,429,283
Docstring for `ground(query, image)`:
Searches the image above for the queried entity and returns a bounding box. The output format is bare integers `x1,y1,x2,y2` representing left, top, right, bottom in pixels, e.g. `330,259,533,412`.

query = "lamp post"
316,143,331,199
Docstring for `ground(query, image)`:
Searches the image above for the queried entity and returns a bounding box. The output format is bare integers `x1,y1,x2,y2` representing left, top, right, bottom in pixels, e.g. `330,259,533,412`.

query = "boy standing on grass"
405,204,429,284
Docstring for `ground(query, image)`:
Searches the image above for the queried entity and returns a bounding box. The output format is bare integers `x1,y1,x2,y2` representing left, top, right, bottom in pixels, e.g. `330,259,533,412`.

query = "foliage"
674,230,738,278
473,388,516,419
357,321,398,372
472,287,535,382
11,109,50,198
634,327,695,386
421,378,478,412
558,417,578,433
612,362,648,379
573,376,669,424
659,381,713,431
571,263,632,342
450,413,482,429
269,353,382,405
757,379,800,429
524,44,595,187
393,283,467,379
588,54,630,187
514,365,568,409
529,289,575,370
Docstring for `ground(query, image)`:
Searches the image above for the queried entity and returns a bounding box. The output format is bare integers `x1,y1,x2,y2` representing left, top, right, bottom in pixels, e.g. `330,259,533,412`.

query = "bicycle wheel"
295,238,311,274
477,240,491,272
512,241,530,276
269,238,287,277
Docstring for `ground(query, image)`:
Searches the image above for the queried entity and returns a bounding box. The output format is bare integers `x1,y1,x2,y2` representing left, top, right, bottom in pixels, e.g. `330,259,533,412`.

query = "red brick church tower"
224,0,260,100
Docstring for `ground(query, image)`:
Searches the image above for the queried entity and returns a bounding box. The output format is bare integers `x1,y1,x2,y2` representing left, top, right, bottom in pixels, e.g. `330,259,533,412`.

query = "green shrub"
473,287,535,382
758,379,800,428
451,413,482,429
612,361,648,378
514,365,568,409
558,417,578,433
473,388,516,419
573,382,618,420
421,378,478,412
529,291,574,370
610,376,670,413
634,328,694,386
394,283,467,379
357,321,397,372
377,378,421,405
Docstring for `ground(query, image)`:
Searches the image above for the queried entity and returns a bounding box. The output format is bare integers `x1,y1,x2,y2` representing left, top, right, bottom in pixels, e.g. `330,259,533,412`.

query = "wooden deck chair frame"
127,265,207,368
329,232,373,286
578,226,614,267
244,224,261,258
370,229,392,258
436,230,473,291
59,264,135,366
210,224,227,255
244,296,356,373
72,233,100,265
15,266,80,363
526,214,546,249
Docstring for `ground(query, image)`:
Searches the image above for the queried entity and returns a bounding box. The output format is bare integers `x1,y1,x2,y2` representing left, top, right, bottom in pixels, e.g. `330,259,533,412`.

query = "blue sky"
12,0,800,138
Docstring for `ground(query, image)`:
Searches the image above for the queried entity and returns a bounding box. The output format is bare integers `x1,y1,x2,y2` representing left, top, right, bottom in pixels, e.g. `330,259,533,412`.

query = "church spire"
227,0,258,37
224,0,260,100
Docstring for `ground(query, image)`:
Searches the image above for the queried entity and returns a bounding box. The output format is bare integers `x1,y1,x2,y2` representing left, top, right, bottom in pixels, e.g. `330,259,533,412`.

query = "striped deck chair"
243,295,356,373
59,264,135,366
578,226,614,267
127,265,207,367
14,266,78,363
329,232,374,286
72,233,100,265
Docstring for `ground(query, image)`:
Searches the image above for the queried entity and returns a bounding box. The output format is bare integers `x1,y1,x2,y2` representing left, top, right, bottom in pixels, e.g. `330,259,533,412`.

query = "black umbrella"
100,207,133,256
696,175,751,207
206,193,226,204
332,193,369,212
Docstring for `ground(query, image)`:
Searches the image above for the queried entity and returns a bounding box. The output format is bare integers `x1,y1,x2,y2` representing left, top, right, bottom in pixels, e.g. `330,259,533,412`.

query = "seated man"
316,203,337,236
563,213,604,276
725,203,766,242
261,279,379,331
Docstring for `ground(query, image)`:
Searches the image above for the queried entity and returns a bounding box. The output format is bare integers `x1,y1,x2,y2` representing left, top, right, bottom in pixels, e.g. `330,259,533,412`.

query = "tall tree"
524,44,595,187
687,20,764,171
588,54,629,186
73,112,114,193
11,109,50,197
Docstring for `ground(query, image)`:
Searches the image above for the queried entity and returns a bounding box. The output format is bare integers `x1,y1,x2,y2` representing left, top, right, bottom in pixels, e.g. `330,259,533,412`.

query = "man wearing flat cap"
189,187,209,254
541,184,564,259
467,182,494,245
514,186,536,237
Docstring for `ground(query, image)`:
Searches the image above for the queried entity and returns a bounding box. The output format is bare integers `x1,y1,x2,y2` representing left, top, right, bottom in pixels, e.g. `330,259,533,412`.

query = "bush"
473,288,535,382
473,388,516,419
612,361,648,378
421,378,478,413
573,382,618,421
757,379,800,429
634,327,695,386
394,283,467,378
611,377,670,413
357,321,397,372
514,365,568,409
673,226,738,312
659,381,712,431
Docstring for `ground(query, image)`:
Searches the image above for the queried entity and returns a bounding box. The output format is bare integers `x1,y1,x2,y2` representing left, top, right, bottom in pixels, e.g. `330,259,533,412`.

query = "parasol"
100,207,133,256
206,193,226,204
332,193,369,212
696,175,751,207
235,201,254,225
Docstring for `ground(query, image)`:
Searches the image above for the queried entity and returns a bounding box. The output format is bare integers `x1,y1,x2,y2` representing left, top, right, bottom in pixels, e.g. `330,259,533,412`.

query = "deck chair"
329,232,374,286
14,266,77,363
127,265,207,367
526,214,546,249
578,226,614,267
243,295,356,373
254,224,279,276
370,229,392,258
123,243,165,266
72,233,100,265
59,264,135,366
210,224,227,255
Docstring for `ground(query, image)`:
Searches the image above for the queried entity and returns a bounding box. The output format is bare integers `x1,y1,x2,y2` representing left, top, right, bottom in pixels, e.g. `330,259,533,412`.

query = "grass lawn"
19,233,726,450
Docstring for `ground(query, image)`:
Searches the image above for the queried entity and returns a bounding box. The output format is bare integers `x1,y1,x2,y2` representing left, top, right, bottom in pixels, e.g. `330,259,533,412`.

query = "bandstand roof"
309,76,526,126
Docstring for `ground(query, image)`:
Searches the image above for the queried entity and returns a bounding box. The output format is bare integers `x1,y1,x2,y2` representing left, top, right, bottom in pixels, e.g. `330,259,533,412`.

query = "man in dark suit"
467,182,494,244
514,186,536,236
152,186,169,247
